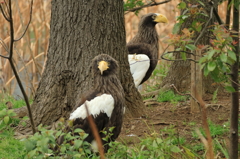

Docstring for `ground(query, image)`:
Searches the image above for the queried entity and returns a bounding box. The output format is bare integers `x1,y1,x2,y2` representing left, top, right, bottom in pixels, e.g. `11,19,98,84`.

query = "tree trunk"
161,0,220,95
17,0,144,134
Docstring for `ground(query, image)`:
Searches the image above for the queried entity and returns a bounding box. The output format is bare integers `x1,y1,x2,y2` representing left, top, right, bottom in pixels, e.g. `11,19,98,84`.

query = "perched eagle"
69,54,125,152
127,13,168,87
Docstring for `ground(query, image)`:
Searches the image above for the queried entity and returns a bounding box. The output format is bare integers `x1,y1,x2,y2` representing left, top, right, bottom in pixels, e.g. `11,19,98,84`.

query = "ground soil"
118,93,232,148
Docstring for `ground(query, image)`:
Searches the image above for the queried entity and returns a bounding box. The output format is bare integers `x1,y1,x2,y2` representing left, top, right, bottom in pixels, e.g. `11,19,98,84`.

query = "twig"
0,0,36,134
194,7,213,45
161,50,199,62
0,2,10,21
125,0,171,14
14,0,33,41
141,90,160,98
84,103,105,159
208,1,224,25
170,84,199,103
0,38,10,54
228,77,240,88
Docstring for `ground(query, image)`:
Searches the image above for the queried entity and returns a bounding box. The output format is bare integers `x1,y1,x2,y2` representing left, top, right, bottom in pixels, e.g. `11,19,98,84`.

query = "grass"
0,92,231,158
0,130,25,158
191,120,228,139
0,93,30,110
157,90,187,103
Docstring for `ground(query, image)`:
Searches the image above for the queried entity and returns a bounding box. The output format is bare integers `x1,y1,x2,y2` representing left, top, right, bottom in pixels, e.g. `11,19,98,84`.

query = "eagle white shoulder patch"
69,94,114,120
128,54,150,87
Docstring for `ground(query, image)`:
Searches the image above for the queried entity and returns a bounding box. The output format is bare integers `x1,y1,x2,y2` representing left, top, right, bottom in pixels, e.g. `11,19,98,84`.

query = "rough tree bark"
161,0,220,95
17,0,145,134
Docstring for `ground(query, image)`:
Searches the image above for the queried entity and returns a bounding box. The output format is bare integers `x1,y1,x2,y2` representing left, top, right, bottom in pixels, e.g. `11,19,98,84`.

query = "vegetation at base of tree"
157,90,187,103
0,97,235,158
0,130,25,159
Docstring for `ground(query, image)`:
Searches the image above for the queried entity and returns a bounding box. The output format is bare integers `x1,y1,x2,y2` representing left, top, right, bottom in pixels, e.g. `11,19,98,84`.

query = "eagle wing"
128,54,150,87
69,94,114,143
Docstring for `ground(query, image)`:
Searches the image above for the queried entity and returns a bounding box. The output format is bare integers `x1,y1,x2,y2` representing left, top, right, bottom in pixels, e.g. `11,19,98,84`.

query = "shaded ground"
119,94,231,146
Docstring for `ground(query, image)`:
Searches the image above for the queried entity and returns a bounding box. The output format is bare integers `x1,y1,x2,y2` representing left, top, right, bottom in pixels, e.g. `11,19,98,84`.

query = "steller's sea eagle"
127,13,168,87
68,54,125,152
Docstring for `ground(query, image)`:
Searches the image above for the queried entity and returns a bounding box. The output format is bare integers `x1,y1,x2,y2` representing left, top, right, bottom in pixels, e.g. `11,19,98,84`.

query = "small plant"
0,93,33,110
0,109,18,132
23,124,97,158
192,120,228,139
157,90,187,103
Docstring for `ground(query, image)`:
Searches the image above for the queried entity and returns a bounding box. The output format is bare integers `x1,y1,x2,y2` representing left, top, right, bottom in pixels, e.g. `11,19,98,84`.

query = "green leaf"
198,1,205,6
181,52,187,61
220,53,227,62
74,128,84,133
227,50,237,61
225,86,235,92
24,140,36,151
212,88,219,103
178,1,186,9
74,140,83,149
0,109,7,118
199,56,208,64
207,61,216,71
3,116,10,124
156,138,163,144
170,145,181,153
172,23,181,34
207,50,215,60
152,140,158,148
203,66,209,76
185,44,196,51
182,146,196,158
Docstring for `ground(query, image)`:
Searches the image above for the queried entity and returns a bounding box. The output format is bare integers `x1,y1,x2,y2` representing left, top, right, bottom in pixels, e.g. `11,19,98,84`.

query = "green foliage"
107,126,190,159
23,124,96,158
0,108,18,131
157,90,187,103
192,120,228,139
199,24,237,86
0,131,25,158
144,63,170,94
0,93,32,110
124,0,144,14
168,1,239,93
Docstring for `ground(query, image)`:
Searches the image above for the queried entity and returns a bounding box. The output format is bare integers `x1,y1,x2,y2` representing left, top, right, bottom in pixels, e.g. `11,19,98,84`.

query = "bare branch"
194,7,213,45
14,0,33,41
6,0,36,134
125,0,171,14
0,38,10,56
0,3,10,21
170,84,199,103
209,1,224,25
161,50,199,62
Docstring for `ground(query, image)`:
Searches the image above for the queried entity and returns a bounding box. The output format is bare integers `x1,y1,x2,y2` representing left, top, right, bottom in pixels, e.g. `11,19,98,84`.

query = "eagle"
127,13,168,87
68,54,125,152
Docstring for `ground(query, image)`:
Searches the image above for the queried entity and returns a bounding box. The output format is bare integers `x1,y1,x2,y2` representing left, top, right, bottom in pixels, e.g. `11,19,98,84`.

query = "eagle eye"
152,15,156,19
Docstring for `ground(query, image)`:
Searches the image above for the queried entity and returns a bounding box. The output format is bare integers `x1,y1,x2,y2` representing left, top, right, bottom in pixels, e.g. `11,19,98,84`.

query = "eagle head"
140,13,168,27
92,54,119,76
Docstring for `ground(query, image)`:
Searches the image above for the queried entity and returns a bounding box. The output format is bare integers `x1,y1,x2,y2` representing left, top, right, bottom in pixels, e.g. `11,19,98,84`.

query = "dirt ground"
119,94,232,146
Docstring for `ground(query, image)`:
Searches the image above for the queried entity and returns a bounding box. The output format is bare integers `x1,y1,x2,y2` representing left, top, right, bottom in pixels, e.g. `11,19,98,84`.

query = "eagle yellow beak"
98,61,109,75
154,14,168,23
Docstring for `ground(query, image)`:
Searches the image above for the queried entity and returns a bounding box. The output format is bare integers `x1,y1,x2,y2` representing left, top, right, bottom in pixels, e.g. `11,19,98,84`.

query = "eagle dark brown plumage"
60,54,125,153
127,13,168,87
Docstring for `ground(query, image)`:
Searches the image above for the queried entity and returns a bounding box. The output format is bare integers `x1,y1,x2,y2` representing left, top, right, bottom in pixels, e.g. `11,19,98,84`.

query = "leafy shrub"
23,124,96,158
